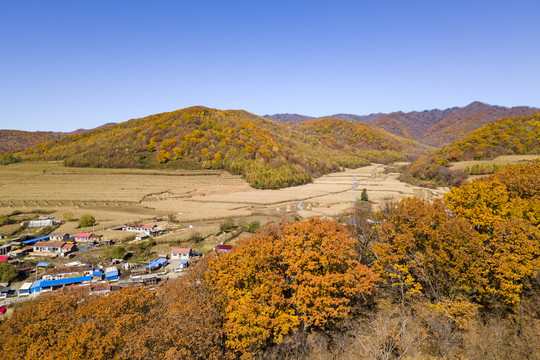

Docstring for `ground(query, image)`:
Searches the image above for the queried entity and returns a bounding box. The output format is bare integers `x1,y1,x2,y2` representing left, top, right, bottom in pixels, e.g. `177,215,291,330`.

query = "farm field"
0,161,447,230
449,154,540,170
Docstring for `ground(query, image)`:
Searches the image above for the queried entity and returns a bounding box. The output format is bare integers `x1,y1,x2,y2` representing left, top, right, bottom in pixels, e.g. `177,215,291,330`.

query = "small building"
74,233,93,243
105,267,120,281
135,233,149,241
174,259,189,272
36,262,51,269
50,232,70,242
42,265,93,281
18,282,33,297
0,285,10,299
32,241,76,257
40,276,92,292
90,234,102,243
0,255,9,263
171,247,192,260
0,243,11,256
123,223,162,235
30,280,43,294
216,244,233,253
28,219,54,228
92,268,103,280
145,258,168,272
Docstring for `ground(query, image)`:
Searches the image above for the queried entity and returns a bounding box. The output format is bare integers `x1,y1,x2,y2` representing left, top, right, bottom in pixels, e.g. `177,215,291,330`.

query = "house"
171,247,192,260
90,234,103,243
42,265,93,281
105,267,120,280
18,282,33,296
123,223,162,235
32,241,76,256
216,244,233,253
92,268,103,280
74,233,93,243
28,219,54,228
89,283,120,295
50,232,70,242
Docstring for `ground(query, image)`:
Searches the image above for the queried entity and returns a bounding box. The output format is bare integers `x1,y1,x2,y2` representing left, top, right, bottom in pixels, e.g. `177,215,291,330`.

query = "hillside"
405,114,540,186
421,102,540,146
0,122,119,154
0,130,67,154
289,117,425,155
371,102,539,145
18,107,417,189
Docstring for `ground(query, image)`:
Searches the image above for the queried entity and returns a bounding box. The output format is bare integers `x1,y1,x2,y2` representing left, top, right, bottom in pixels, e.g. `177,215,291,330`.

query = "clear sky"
1,0,539,131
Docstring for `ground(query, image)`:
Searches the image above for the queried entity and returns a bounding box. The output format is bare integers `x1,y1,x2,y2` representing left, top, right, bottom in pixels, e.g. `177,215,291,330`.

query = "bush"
0,215,10,226
219,217,235,232
0,262,18,283
111,245,126,259
79,214,96,228
246,221,260,233
62,212,74,222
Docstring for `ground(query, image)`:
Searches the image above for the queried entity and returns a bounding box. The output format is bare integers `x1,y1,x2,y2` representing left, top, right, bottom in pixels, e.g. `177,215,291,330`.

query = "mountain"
326,113,385,123
0,130,67,154
421,102,540,146
263,113,314,122
264,113,385,123
17,106,419,189
372,102,540,145
0,123,118,154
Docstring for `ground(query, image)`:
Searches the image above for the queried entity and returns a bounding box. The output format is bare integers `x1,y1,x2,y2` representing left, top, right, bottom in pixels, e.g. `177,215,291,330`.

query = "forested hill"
372,101,540,145
18,106,419,189
266,102,540,146
0,130,67,153
427,114,540,163
0,123,118,154
289,117,425,153
406,114,540,186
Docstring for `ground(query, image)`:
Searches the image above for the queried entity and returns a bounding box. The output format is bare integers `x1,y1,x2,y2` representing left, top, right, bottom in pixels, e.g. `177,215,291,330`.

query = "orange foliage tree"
207,218,378,358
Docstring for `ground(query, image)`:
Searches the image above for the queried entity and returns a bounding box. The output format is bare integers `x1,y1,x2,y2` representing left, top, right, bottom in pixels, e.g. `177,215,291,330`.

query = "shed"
135,233,149,240
18,282,33,296
36,262,51,268
0,255,9,263
40,276,92,292
145,258,168,270
0,286,11,299
105,267,119,280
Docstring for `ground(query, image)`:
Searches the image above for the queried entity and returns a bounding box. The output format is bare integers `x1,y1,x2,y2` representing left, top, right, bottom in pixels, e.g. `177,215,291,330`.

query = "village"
0,216,235,313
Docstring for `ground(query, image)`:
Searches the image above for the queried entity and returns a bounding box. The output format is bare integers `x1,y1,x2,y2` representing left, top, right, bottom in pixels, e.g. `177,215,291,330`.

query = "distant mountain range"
265,102,540,146
0,123,117,153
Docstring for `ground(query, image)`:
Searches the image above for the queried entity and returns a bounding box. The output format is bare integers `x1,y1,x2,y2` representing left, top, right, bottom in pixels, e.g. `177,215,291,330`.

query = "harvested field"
449,155,540,170
0,162,447,239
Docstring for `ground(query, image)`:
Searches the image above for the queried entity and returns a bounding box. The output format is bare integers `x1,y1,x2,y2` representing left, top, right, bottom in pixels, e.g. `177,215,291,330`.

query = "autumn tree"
373,197,486,303
207,218,378,358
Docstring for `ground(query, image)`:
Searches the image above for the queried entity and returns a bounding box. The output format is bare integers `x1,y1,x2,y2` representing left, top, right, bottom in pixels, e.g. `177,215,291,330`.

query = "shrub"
79,214,96,228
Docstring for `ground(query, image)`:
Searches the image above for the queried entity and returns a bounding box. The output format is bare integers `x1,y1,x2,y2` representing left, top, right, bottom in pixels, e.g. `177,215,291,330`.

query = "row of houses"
16,264,121,296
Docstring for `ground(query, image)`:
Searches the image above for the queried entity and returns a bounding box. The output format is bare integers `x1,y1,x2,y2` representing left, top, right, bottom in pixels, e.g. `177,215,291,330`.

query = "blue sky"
1,0,539,131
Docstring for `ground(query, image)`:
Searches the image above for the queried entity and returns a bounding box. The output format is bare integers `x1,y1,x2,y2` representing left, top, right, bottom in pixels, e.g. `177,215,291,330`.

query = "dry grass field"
449,154,540,170
0,161,447,244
